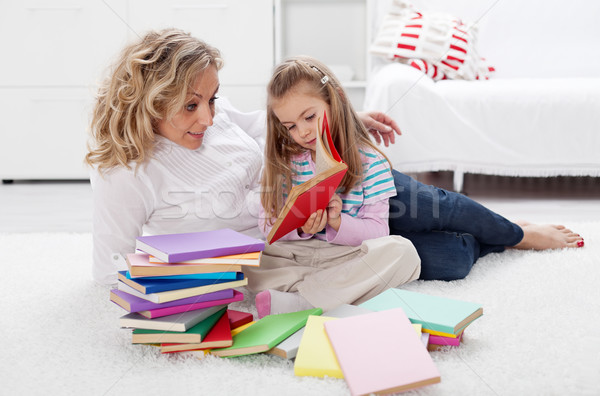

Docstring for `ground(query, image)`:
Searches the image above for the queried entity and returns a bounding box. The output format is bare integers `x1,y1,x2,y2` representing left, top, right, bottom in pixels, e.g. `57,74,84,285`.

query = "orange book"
148,251,261,266
266,113,348,244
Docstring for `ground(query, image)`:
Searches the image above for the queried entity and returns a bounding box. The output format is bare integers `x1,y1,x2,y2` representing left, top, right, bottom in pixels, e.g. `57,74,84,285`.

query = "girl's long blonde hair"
85,28,222,173
261,55,391,221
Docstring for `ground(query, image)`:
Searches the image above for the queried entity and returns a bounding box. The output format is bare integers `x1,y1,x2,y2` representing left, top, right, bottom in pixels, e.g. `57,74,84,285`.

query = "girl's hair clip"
311,65,329,85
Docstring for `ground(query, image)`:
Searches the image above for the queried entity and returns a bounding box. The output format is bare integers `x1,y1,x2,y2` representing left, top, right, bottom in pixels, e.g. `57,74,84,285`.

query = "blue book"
360,288,483,335
125,271,239,280
117,271,244,294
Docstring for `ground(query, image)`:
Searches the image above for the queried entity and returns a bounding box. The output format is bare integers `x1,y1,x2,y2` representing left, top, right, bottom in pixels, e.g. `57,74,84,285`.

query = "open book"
266,113,348,244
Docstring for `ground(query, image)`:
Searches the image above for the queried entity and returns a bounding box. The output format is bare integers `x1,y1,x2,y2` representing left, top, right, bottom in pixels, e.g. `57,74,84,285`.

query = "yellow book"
231,321,255,336
294,316,343,379
421,327,461,338
412,323,422,335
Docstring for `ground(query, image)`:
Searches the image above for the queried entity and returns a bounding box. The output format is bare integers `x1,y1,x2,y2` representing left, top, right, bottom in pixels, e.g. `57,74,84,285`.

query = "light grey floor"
0,174,599,233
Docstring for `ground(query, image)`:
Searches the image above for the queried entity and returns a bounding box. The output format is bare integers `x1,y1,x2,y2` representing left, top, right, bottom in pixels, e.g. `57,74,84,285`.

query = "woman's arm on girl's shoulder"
358,111,402,147
91,167,152,285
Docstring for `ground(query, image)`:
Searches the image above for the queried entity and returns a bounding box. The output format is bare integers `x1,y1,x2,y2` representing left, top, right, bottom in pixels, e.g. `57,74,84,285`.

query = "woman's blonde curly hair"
86,28,222,173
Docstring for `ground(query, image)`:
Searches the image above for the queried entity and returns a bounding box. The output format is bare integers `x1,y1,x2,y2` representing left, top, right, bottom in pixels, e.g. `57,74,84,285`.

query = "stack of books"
110,228,263,354
359,288,483,351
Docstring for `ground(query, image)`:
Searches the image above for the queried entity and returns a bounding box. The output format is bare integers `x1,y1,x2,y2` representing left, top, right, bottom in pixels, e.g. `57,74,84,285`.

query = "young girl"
244,56,421,318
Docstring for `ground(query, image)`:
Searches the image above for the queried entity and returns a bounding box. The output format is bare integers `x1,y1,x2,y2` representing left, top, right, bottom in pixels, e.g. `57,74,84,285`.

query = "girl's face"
271,81,330,152
156,65,220,150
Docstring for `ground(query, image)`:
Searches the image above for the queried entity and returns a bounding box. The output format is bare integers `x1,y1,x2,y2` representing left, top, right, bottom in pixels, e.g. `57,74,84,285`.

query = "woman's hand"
300,209,328,235
357,111,402,147
326,194,342,231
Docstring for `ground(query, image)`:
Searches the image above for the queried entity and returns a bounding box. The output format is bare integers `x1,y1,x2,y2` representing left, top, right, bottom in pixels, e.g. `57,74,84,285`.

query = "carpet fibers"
2,224,599,395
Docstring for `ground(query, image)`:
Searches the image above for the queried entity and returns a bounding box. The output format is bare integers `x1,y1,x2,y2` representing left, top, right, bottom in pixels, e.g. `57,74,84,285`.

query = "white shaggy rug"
2,224,599,396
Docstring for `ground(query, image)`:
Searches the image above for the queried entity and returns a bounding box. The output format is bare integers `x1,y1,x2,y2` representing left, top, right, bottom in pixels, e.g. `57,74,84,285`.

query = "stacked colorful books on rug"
110,228,264,354
109,228,483,394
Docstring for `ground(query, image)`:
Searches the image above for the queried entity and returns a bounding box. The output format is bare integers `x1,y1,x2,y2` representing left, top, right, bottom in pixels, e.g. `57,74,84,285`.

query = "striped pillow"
370,0,494,80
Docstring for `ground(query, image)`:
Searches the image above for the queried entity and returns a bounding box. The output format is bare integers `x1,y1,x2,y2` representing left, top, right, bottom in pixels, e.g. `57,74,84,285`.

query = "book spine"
140,291,243,319
169,243,265,262
152,278,248,303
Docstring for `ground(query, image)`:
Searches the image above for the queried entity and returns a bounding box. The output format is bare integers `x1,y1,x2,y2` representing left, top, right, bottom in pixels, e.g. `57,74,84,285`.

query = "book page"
314,117,339,174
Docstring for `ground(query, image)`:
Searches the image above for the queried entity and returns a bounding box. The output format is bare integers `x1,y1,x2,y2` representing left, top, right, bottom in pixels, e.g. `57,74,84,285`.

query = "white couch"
364,0,600,191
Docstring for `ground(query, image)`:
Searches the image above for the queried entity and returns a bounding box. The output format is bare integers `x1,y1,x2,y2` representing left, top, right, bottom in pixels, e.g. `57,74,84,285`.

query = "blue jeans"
388,170,524,281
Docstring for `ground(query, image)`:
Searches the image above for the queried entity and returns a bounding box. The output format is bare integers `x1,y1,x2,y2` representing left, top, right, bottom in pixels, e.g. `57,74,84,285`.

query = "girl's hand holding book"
326,194,342,232
300,209,328,235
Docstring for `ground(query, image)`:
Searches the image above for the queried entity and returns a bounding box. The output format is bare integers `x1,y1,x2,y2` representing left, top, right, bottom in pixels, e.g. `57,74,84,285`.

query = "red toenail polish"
577,241,584,247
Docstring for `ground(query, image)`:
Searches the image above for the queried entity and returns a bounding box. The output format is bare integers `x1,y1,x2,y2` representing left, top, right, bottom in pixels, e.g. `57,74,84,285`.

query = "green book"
211,308,323,357
360,288,483,335
131,308,226,344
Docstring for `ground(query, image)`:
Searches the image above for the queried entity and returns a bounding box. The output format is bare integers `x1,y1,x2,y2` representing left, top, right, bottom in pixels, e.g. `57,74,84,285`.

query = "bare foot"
513,223,584,250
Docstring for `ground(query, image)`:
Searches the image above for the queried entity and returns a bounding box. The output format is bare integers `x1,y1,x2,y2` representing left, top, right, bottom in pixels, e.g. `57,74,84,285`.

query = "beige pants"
244,236,421,311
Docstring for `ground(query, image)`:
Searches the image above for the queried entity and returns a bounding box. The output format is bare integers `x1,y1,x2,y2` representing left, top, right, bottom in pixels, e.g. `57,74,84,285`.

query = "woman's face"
156,65,220,150
271,81,330,152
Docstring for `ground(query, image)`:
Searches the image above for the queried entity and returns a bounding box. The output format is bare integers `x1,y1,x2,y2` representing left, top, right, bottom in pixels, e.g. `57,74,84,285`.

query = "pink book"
135,228,265,263
429,331,463,347
138,290,244,319
324,308,441,395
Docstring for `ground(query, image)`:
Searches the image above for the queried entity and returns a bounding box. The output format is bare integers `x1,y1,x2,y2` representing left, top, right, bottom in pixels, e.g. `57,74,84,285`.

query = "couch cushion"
370,0,493,80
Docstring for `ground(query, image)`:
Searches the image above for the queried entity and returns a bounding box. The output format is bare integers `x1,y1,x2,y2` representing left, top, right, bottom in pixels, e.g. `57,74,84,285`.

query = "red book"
267,113,348,244
160,310,233,353
227,309,254,329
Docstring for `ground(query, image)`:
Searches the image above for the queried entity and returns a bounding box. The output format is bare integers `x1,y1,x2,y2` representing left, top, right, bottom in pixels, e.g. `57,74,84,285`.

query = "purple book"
135,228,265,263
110,288,234,313
140,290,244,319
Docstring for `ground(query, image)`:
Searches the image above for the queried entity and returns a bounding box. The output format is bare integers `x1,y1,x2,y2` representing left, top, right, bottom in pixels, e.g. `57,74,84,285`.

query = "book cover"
160,310,233,353
429,331,463,347
266,113,348,244
359,288,483,336
120,304,227,332
210,308,323,358
138,290,244,319
126,253,243,278
148,251,261,266
118,270,244,294
324,308,441,395
294,316,343,378
125,271,240,280
117,276,248,304
132,307,227,344
226,310,254,329
110,288,233,313
267,303,372,360
136,228,265,263
231,321,255,336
